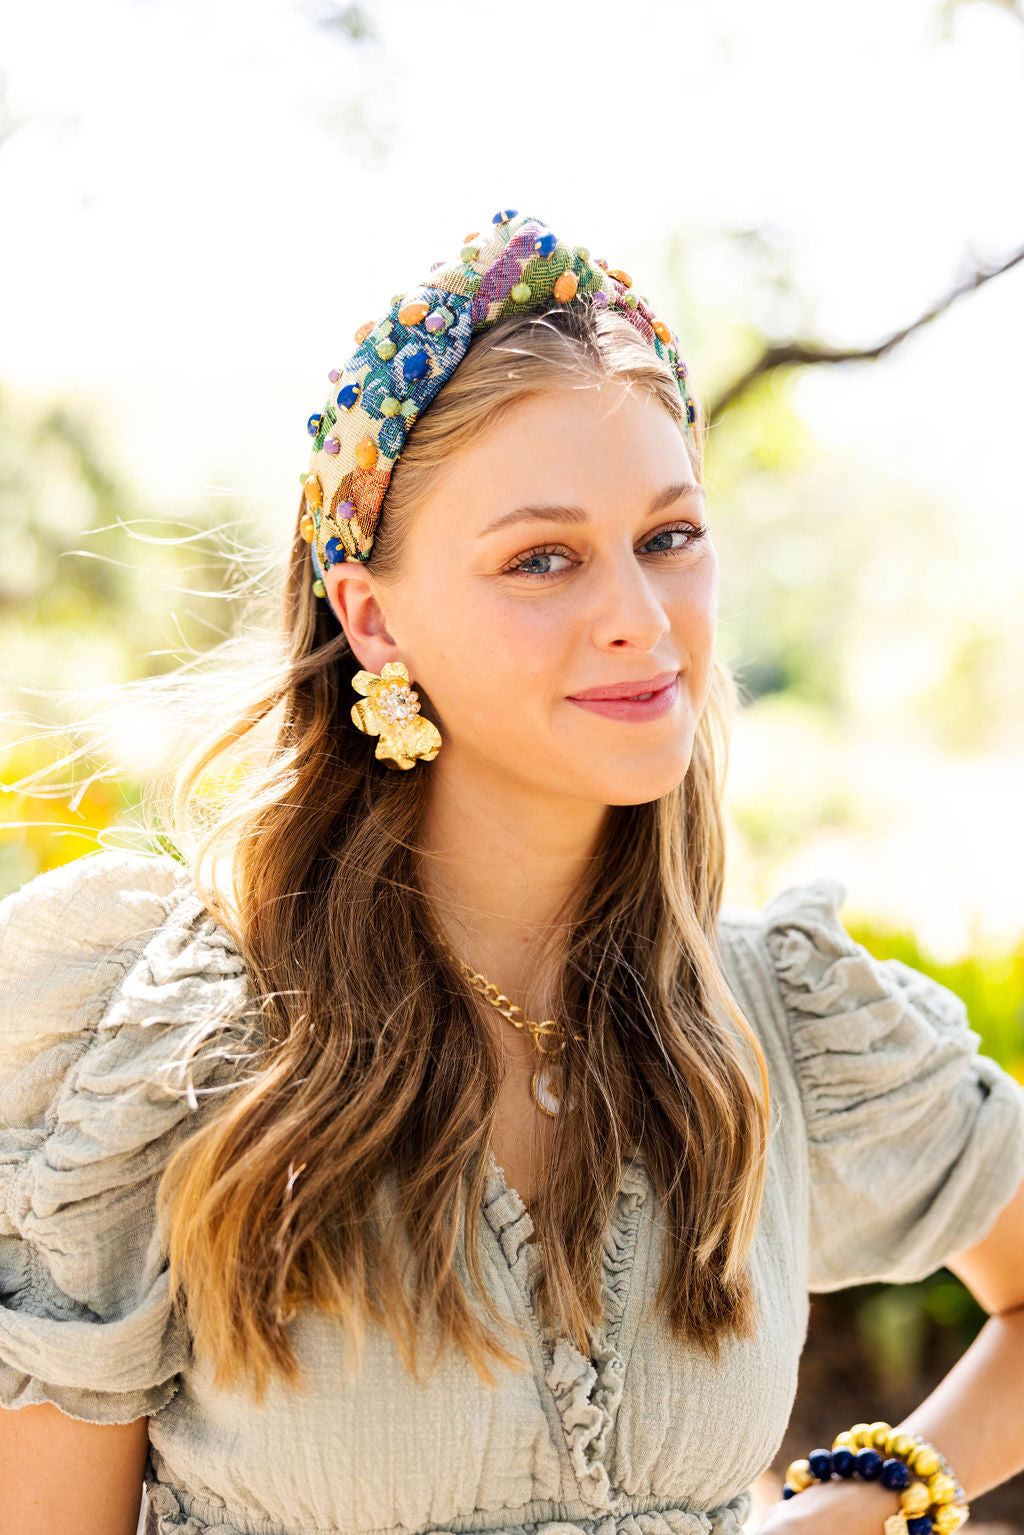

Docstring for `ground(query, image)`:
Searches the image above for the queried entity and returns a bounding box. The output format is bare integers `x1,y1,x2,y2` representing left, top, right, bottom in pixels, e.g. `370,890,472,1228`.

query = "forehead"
427,385,694,513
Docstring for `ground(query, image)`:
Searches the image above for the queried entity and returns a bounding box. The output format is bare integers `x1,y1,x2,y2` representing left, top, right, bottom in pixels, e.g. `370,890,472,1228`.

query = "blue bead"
491,208,518,225
906,1519,933,1535
856,1448,883,1480
808,1449,833,1480
880,1458,912,1491
534,231,558,258
337,383,362,410
324,538,346,565
307,413,322,436
402,349,430,382
781,1485,797,1500
831,1447,856,1478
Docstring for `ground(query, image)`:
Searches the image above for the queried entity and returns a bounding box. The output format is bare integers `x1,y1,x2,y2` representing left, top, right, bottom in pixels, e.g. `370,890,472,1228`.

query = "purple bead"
336,500,354,520
328,369,341,383
424,310,446,333
676,360,689,379
591,290,609,309
324,437,340,454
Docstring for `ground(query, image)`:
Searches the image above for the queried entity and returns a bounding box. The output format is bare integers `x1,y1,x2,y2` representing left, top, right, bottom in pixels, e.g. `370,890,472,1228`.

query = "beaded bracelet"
782,1420,969,1535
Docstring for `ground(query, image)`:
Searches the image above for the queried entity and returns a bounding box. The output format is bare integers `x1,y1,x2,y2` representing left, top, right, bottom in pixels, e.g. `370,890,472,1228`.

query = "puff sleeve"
0,848,257,1423
759,877,1024,1292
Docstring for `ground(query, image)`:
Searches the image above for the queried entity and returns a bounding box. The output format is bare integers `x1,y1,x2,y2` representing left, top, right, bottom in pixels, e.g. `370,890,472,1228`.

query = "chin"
592,751,694,807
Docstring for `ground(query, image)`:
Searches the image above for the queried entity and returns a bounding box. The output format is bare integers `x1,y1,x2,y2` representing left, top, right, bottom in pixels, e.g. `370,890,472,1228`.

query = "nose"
587,548,672,651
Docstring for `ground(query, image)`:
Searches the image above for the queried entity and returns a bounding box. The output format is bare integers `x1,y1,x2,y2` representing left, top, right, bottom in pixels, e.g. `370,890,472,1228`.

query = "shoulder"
0,848,260,1420
0,846,254,1099
717,876,1024,1288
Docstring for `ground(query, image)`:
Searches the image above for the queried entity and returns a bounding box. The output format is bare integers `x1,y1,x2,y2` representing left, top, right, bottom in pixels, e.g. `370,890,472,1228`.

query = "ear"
323,561,401,676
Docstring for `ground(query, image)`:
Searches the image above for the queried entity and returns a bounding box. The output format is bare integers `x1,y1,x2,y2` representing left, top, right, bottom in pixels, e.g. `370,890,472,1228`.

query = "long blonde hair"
136,304,772,1402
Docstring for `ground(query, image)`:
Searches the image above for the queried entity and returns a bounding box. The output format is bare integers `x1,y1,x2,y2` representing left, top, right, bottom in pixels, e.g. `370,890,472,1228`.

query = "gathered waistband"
144,1482,754,1535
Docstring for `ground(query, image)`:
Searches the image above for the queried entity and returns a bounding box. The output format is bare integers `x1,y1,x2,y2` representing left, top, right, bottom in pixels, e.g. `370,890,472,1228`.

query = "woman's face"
328,382,719,808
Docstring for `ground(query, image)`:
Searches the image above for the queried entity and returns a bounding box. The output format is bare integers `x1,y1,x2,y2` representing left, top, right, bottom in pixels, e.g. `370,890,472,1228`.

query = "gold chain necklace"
434,929,581,1118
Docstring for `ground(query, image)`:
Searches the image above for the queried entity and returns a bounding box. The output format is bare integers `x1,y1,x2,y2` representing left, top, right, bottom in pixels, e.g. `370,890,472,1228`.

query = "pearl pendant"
531,1063,572,1117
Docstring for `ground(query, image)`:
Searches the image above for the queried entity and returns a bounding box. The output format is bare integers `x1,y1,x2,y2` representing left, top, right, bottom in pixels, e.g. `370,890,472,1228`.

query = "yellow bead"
553,270,579,302
849,1423,873,1448
910,1445,941,1478
888,1432,917,1460
928,1473,957,1505
398,299,429,327
785,1459,814,1491
832,1431,856,1449
869,1421,894,1449
354,320,375,344
607,267,632,287
932,1507,965,1535
653,319,672,343
303,475,323,511
899,1482,932,1517
299,512,316,543
355,435,377,472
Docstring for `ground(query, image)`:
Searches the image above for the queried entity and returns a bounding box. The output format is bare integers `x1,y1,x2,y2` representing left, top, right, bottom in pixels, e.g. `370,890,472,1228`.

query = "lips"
566,670,678,702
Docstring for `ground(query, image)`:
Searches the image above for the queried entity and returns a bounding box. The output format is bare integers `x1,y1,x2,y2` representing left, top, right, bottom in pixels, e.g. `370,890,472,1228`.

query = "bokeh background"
2,1,1023,1528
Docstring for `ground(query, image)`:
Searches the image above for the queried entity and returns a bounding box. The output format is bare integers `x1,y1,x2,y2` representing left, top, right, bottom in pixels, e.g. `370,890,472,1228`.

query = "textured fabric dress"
1,849,1023,1535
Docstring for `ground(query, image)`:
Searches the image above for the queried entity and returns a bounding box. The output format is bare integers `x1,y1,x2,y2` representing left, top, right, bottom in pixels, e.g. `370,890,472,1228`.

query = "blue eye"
504,522,709,580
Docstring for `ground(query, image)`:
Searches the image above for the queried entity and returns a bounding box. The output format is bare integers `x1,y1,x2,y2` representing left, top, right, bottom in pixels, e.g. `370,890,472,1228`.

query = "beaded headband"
299,208,695,598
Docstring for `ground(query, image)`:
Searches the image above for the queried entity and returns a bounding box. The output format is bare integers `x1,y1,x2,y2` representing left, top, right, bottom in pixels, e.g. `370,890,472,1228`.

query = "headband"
299,209,695,598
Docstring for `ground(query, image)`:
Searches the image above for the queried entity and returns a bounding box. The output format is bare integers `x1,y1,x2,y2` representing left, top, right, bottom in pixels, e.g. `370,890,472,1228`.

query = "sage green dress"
1,850,1022,1535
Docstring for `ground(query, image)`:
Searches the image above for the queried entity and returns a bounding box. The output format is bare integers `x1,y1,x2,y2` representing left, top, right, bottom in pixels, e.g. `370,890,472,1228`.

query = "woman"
1,211,1022,1535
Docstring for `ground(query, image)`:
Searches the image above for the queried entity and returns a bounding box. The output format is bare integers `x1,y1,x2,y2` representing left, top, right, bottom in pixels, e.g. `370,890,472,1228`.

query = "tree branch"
707,241,1024,423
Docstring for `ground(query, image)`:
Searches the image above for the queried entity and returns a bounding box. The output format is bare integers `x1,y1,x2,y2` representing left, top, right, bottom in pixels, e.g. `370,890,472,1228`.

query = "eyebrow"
477,481,707,539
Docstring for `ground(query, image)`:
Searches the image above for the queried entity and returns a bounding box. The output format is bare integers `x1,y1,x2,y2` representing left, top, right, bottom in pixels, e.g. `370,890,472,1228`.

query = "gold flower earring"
350,661,442,771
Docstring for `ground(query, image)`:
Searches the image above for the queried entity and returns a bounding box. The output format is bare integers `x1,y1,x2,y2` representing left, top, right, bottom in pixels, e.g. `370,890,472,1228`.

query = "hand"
752,1476,905,1535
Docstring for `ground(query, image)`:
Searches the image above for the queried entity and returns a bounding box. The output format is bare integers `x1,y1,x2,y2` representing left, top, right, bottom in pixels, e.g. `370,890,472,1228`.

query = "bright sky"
2,0,1022,533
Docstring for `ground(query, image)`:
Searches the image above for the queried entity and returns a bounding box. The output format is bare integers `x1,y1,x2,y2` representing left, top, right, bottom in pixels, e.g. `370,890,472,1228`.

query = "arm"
755,1170,1024,1534
0,1403,149,1535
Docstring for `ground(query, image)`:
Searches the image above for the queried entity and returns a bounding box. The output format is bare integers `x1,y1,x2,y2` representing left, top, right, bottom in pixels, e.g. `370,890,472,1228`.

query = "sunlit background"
2,0,1023,1528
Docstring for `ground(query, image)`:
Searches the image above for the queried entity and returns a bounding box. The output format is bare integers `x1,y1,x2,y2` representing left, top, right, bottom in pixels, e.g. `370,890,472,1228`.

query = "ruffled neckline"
480,1146,649,1514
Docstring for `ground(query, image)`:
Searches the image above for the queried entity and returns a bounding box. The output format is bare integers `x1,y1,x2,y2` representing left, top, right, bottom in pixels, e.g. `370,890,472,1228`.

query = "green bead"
390,292,404,307
511,282,531,302
573,245,590,260
380,396,401,416
299,471,309,485
624,292,639,308
376,340,397,359
312,578,326,598
399,400,418,418
460,243,479,262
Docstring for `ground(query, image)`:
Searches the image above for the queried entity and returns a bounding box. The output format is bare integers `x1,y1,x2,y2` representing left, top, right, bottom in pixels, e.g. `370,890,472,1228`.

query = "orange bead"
354,320,375,344
299,512,316,543
355,436,377,471
303,475,323,511
653,319,672,343
398,299,430,326
463,230,479,243
553,270,579,302
607,267,632,287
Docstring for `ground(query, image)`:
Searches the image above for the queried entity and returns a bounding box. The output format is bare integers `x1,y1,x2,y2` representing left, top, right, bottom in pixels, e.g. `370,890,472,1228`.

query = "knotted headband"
299,208,695,597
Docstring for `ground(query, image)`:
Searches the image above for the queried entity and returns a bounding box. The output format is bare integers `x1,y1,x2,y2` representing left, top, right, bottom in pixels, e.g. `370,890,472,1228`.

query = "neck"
419,756,608,1019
